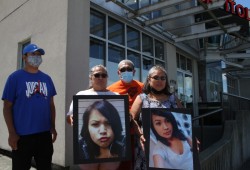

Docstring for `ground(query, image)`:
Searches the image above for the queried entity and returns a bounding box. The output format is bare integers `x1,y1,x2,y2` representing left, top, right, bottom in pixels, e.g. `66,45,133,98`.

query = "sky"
234,0,250,8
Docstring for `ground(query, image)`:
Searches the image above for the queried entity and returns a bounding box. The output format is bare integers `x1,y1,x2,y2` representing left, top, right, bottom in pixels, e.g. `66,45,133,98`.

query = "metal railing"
193,93,250,170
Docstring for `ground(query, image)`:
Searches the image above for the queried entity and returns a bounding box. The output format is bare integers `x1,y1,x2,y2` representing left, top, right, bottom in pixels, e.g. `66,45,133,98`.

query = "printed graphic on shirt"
26,80,48,98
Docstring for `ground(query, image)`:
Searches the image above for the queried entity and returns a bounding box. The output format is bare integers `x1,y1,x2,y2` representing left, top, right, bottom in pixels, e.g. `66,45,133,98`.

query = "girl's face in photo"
88,109,115,148
148,69,166,91
152,114,173,139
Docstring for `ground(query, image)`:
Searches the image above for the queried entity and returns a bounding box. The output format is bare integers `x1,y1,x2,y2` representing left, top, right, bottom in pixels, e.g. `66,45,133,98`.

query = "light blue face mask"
27,55,42,67
120,71,133,83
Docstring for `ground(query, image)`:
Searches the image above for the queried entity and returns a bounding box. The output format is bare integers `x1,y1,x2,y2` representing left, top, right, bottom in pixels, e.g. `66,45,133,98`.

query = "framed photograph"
73,95,131,164
141,108,194,170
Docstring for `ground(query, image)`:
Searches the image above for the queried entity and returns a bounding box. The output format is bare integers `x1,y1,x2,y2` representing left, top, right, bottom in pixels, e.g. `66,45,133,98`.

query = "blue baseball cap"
22,44,45,55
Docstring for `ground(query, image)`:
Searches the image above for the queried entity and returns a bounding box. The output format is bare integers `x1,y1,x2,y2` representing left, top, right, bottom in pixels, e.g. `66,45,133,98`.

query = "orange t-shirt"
107,80,143,109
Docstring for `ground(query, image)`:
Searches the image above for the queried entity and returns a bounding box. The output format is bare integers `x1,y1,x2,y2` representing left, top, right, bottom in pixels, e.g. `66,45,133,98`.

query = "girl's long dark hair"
150,109,186,146
80,100,123,158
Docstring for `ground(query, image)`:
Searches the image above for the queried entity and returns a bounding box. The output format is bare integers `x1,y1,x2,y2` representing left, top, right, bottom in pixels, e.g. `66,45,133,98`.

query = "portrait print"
141,108,194,170
73,95,131,164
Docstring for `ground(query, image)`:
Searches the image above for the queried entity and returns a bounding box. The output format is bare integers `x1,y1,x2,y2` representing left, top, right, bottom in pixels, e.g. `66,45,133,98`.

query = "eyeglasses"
150,76,166,81
119,67,133,72
93,73,108,78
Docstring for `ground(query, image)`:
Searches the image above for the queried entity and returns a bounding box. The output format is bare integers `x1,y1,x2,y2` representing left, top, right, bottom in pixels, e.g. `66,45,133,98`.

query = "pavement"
0,152,81,170
0,153,35,170
1,152,250,170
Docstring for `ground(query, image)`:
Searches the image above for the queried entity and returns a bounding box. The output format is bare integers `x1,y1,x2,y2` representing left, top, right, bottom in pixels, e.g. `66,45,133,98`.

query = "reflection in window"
176,53,180,68
127,50,140,81
142,57,153,82
177,72,193,105
108,17,124,45
142,33,153,56
108,44,125,84
186,58,192,73
90,10,105,38
155,60,165,67
180,55,186,70
207,35,221,48
127,26,140,51
90,38,105,69
124,0,138,9
155,40,164,60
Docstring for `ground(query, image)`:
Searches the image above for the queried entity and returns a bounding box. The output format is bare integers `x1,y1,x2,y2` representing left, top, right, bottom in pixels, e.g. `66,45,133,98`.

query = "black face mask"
150,86,165,95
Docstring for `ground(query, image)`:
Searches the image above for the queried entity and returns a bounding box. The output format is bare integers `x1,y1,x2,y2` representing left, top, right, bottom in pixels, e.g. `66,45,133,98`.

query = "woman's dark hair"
80,100,124,159
143,65,171,95
150,109,186,146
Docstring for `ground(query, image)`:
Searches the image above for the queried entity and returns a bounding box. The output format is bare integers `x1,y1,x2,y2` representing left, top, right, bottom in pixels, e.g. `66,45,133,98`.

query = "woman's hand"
139,134,146,151
66,115,73,126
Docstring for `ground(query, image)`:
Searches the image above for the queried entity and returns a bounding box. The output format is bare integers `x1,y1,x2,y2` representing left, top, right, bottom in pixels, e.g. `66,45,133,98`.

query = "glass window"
142,33,153,56
127,26,140,51
142,56,153,82
180,55,186,70
127,50,141,81
187,58,192,73
108,17,124,45
155,60,165,67
107,44,125,84
207,35,221,48
176,53,180,68
90,38,105,69
90,10,105,38
155,40,164,60
19,41,30,69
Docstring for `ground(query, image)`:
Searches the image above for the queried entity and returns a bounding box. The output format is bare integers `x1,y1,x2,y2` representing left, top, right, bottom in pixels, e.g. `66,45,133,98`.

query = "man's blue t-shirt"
2,69,57,135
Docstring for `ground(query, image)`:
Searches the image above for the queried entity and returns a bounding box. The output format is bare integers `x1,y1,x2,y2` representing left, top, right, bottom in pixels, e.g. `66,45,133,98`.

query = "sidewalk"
0,153,35,170
0,153,81,170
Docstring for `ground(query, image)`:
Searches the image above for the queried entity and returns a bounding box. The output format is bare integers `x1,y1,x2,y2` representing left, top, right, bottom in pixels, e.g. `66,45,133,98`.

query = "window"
176,52,193,105
142,57,153,82
108,17,124,45
107,44,125,84
90,38,105,68
90,10,105,38
127,26,140,51
18,41,30,69
155,40,164,60
90,9,166,83
127,50,141,81
142,33,153,56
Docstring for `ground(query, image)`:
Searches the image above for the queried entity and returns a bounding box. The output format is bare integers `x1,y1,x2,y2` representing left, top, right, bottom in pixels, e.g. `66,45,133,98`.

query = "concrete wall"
65,0,90,167
0,0,68,166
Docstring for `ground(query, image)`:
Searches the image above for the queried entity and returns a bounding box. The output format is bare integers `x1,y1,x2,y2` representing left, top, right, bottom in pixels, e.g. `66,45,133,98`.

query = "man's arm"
50,97,57,143
3,100,19,150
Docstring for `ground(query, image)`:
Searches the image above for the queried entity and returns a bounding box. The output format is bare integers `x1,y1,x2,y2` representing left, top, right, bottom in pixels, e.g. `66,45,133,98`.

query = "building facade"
0,0,249,167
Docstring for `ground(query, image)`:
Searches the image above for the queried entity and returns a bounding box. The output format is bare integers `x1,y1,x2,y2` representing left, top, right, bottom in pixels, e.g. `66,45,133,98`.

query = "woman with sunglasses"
66,65,120,170
130,65,184,170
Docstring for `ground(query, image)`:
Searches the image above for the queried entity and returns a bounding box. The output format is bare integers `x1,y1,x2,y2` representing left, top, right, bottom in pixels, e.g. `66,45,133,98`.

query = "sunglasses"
93,73,108,78
150,76,166,81
119,67,133,72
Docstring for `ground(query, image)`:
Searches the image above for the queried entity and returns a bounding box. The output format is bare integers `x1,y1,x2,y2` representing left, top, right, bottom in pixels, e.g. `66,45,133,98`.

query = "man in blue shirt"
2,44,57,170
